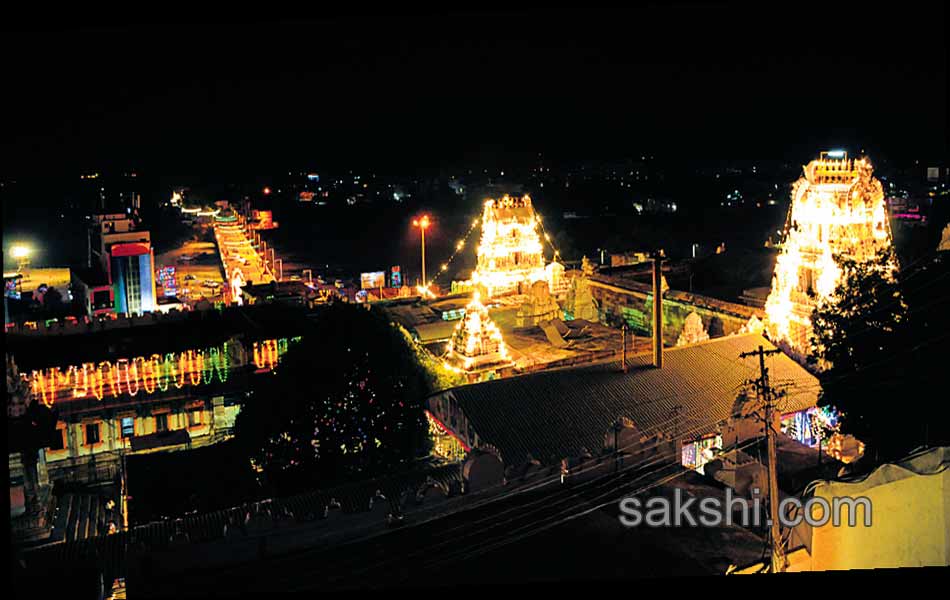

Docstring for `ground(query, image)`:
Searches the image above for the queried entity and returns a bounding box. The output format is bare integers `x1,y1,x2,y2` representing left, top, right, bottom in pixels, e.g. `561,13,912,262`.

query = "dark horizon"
2,3,947,177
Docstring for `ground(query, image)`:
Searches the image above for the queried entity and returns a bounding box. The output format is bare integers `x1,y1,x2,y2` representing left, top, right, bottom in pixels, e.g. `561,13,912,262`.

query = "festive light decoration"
253,339,282,370
764,151,895,362
443,291,512,372
470,195,548,297
25,338,294,407
230,267,246,306
425,216,481,292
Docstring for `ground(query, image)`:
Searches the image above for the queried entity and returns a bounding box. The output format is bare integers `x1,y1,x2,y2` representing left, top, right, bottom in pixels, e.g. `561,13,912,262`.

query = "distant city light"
263,187,272,195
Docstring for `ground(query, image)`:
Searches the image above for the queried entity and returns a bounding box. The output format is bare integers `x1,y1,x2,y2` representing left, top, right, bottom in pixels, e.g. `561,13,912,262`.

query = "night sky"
2,3,946,175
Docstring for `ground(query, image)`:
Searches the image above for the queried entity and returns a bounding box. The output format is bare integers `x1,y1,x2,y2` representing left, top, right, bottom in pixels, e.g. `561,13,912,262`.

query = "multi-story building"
85,213,157,316
109,241,157,316
20,335,299,488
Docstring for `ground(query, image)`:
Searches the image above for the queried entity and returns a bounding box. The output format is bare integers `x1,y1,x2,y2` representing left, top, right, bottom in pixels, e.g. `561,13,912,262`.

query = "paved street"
213,221,273,303
154,241,225,305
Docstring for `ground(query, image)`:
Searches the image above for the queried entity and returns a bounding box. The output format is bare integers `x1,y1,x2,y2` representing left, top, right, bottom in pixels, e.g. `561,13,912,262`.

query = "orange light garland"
25,338,298,406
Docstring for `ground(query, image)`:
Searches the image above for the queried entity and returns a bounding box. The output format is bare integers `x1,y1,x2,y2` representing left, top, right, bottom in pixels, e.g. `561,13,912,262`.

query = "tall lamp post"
412,215,430,290
11,245,31,273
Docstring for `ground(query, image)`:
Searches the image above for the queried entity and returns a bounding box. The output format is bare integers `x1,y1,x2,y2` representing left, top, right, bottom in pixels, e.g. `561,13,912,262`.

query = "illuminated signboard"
157,266,178,297
390,266,402,288
307,173,320,182
360,271,386,290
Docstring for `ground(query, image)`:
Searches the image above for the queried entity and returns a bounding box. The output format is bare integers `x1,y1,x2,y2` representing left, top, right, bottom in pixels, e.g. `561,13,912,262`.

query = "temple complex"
764,151,894,362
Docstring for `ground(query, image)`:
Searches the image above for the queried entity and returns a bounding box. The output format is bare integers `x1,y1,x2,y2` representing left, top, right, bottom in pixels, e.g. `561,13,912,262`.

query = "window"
187,409,202,427
155,413,168,433
121,417,135,438
50,427,66,451
85,423,101,445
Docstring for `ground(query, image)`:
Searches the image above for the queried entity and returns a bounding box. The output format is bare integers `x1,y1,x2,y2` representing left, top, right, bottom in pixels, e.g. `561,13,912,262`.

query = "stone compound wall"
588,277,763,346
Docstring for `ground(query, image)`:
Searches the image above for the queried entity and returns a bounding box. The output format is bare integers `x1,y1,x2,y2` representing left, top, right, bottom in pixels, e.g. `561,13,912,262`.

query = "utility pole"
739,345,786,573
621,322,628,373
652,250,665,369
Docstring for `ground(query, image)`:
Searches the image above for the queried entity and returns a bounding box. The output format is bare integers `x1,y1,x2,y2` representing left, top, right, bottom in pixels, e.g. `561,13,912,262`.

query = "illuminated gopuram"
471,195,547,297
764,151,893,362
444,292,512,373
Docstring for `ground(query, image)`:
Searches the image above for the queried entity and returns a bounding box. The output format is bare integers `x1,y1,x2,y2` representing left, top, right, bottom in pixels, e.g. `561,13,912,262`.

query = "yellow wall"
810,466,949,569
45,405,215,464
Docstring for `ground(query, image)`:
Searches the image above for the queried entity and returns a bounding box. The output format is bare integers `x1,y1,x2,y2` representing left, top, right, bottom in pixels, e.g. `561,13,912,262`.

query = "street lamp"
11,245,31,272
412,215,431,289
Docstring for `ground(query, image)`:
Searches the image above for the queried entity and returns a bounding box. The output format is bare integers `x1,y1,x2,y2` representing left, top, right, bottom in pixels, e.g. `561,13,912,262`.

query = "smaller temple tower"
444,292,513,373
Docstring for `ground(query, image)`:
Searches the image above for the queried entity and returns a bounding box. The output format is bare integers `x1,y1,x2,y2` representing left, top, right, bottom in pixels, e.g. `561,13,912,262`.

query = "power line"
275,407,753,587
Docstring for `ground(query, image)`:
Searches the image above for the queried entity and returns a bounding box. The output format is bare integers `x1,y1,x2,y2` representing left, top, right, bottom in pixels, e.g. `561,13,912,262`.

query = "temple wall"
588,279,761,346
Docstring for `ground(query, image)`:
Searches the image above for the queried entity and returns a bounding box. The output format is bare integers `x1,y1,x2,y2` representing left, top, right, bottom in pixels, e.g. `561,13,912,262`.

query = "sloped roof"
432,333,819,466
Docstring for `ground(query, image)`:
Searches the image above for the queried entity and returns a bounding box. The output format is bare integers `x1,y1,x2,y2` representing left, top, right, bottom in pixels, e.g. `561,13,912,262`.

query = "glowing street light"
10,245,31,271
412,215,431,290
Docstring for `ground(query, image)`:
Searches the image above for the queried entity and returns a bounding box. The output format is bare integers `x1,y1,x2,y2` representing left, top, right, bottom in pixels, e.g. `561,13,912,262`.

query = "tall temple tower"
471,195,547,297
764,151,893,362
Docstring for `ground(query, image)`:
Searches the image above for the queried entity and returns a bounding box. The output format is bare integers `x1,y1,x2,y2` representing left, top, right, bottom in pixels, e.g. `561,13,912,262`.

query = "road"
212,220,273,303
154,241,225,305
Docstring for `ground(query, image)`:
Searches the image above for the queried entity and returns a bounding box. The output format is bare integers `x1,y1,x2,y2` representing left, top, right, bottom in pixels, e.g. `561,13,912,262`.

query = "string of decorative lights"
532,208,563,262
26,337,297,407
423,196,567,299
423,214,482,293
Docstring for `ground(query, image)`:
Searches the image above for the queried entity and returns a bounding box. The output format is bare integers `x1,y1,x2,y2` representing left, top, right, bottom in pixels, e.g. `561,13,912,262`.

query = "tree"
7,354,58,514
234,302,433,495
810,247,950,461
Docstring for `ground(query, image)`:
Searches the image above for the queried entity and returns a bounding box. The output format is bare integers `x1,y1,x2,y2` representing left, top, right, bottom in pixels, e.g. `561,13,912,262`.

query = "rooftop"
430,333,819,466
